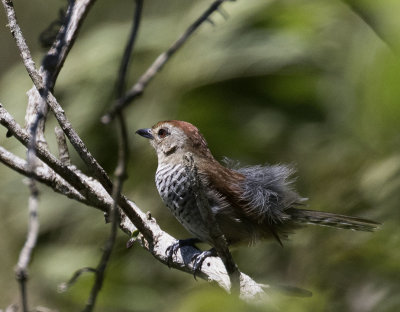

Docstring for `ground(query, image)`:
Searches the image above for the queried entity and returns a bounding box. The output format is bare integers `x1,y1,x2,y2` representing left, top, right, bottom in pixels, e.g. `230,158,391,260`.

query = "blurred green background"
1,0,400,311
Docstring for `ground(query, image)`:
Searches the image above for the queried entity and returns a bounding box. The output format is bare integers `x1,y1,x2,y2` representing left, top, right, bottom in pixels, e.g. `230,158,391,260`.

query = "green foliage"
1,0,399,311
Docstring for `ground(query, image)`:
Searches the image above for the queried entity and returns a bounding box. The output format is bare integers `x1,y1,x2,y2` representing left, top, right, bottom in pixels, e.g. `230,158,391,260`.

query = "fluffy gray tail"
286,208,380,232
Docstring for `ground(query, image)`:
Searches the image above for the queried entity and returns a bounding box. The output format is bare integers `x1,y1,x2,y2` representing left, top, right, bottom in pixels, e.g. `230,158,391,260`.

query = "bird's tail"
286,208,380,232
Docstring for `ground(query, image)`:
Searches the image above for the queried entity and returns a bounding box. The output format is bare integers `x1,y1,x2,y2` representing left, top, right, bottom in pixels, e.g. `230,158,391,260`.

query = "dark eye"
157,128,169,139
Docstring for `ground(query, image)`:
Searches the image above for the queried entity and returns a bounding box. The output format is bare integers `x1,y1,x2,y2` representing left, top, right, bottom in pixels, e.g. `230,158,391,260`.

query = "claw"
165,238,201,268
191,248,217,280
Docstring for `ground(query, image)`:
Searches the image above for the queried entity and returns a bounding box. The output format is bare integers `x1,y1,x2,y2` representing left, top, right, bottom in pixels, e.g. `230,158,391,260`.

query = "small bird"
136,120,379,269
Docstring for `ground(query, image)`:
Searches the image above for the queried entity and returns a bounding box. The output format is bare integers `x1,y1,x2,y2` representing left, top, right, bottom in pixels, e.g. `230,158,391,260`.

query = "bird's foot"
191,248,217,280
165,238,201,268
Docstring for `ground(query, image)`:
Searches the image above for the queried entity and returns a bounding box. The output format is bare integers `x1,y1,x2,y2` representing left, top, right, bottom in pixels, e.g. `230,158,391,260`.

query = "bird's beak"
136,128,154,140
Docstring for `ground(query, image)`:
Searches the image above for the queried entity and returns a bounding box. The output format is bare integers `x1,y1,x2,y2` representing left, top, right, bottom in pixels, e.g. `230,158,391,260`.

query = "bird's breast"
155,163,210,241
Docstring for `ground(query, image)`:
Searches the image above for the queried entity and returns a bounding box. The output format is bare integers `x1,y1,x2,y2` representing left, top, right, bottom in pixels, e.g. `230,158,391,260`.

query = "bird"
136,120,380,271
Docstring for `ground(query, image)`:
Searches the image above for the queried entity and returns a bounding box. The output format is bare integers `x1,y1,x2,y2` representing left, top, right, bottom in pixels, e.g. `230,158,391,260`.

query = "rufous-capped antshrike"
136,120,379,272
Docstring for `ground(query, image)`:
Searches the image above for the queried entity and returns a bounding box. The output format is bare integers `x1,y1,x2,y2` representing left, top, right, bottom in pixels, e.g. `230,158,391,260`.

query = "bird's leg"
165,238,202,268
191,248,217,280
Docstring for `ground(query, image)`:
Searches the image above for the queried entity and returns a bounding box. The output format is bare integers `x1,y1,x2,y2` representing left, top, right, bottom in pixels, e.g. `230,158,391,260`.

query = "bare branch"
58,267,96,293
13,109,44,311
83,115,129,311
55,126,71,165
1,0,42,86
13,71,48,311
24,0,96,152
42,0,97,90
115,0,143,98
0,0,157,244
15,179,39,312
130,213,265,300
102,0,230,123
0,146,87,205
0,104,111,211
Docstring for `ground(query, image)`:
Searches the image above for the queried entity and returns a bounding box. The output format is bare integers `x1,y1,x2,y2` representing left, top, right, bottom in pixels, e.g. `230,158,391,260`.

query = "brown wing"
197,158,283,245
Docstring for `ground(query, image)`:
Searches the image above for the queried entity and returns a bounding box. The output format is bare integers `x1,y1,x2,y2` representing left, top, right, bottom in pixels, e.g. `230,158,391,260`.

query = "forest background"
0,0,399,311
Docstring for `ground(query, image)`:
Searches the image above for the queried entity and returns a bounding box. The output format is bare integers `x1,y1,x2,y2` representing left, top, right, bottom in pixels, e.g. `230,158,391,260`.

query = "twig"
115,0,143,98
183,153,240,291
42,0,97,90
14,94,45,311
101,0,229,123
58,267,97,293
0,146,87,205
1,0,42,86
55,126,71,165
15,179,39,312
0,104,111,211
83,114,129,312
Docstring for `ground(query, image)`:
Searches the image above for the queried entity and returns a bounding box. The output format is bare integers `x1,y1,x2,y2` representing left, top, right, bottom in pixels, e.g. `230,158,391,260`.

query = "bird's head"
136,120,213,163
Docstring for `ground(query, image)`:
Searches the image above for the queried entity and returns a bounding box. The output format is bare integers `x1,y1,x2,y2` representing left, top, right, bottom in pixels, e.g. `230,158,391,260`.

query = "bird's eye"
157,128,169,139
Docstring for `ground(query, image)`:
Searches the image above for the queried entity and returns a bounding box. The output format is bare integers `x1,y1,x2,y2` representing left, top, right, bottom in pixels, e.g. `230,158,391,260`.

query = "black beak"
136,128,154,140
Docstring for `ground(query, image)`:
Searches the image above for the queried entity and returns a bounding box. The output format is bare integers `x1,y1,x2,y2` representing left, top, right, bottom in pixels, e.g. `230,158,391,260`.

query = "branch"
83,114,129,312
14,90,46,311
15,179,39,312
102,0,230,123
0,104,111,211
0,146,87,205
55,126,71,165
42,0,97,90
115,0,143,98
24,0,96,152
58,267,97,293
1,0,42,86
1,0,150,239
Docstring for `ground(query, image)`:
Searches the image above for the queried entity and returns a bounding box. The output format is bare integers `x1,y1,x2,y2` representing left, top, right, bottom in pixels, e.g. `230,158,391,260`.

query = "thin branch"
0,104,111,211
0,146,88,205
58,267,97,293
15,179,39,312
1,0,42,86
83,114,129,312
101,0,230,123
24,0,96,152
55,126,71,165
115,0,143,98
14,101,45,311
42,0,97,90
